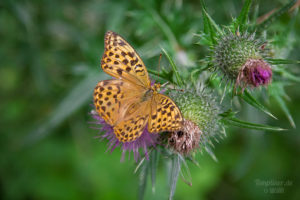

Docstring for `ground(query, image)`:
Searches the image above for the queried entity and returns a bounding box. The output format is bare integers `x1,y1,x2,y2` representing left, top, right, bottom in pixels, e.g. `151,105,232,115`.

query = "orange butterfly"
94,31,183,142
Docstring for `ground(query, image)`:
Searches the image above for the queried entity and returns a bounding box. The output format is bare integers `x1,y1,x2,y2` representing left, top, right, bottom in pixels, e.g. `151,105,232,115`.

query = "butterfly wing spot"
148,94,183,133
134,64,146,76
114,115,149,142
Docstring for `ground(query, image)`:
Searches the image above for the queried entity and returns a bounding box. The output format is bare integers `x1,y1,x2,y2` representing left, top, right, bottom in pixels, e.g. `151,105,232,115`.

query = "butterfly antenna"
157,53,162,81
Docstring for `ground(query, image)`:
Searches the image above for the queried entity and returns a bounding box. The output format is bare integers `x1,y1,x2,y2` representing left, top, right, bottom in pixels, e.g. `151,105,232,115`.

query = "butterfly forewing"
94,79,145,126
148,94,183,133
102,31,151,88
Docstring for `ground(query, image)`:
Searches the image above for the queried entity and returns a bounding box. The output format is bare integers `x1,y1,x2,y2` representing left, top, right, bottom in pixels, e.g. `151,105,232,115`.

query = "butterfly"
93,31,183,142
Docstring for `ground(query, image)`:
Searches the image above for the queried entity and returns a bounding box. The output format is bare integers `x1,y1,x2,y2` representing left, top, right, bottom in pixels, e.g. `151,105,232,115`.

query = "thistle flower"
167,119,201,155
237,58,272,87
211,31,272,88
90,110,158,162
166,85,223,157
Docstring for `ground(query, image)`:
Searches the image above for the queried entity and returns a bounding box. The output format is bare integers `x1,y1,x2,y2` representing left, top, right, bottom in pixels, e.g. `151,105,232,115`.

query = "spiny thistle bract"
211,31,272,88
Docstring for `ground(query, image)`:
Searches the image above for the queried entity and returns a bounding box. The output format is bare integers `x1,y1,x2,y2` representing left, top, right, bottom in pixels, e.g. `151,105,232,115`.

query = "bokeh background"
1,0,299,199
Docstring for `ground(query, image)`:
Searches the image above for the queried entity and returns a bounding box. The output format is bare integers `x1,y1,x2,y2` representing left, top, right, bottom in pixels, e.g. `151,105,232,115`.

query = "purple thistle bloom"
237,59,272,88
90,110,159,162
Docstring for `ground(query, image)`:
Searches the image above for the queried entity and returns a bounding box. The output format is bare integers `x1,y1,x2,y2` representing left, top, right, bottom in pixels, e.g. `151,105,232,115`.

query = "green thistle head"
165,85,223,155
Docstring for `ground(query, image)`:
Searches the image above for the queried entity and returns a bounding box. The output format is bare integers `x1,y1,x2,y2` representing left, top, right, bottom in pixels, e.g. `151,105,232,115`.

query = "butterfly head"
152,83,161,93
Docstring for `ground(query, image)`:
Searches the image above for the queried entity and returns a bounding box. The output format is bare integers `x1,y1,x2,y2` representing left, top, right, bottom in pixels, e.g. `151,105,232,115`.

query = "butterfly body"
94,31,183,142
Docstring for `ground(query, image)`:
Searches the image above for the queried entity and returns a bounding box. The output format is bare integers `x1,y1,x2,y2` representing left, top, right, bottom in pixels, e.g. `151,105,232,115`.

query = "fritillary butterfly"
94,31,183,142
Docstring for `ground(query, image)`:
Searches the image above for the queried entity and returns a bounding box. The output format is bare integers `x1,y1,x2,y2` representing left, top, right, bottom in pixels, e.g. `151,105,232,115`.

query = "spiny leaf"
168,154,181,200
239,89,277,119
148,68,176,84
221,117,285,131
205,145,218,162
235,0,253,32
161,47,184,87
272,66,300,83
219,109,238,118
178,154,192,186
186,155,200,167
150,149,160,193
200,0,210,35
138,161,149,200
200,0,222,44
273,94,296,128
267,58,300,65
203,9,223,36
280,71,300,83
257,0,297,32
194,32,213,46
268,83,296,128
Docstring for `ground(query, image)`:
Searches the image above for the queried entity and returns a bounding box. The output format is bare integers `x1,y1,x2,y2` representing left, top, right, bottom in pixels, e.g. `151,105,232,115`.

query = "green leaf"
239,89,277,119
150,149,160,193
138,161,149,200
280,71,300,83
257,0,297,32
199,0,209,35
148,68,176,84
272,66,300,83
266,58,300,65
194,32,213,46
273,94,296,128
200,0,222,44
22,70,103,146
203,9,223,36
168,154,181,200
186,155,200,167
205,145,218,162
161,47,184,87
178,154,192,186
268,83,296,128
221,117,285,131
235,0,252,32
219,109,238,118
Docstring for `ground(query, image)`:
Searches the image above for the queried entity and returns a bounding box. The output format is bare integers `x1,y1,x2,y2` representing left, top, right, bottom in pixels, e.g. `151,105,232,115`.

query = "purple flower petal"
237,59,272,88
90,110,158,162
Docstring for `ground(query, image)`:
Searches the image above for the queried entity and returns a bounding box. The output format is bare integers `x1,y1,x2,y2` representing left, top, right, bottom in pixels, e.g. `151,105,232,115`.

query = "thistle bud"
212,32,272,88
165,85,223,155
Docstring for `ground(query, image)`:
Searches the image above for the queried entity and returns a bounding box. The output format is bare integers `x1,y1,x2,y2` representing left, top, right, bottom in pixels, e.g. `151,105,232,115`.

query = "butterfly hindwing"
101,31,151,88
114,101,151,142
148,94,183,133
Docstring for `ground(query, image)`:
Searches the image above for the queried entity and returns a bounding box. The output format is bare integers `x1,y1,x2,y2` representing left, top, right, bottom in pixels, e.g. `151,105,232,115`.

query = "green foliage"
234,0,252,32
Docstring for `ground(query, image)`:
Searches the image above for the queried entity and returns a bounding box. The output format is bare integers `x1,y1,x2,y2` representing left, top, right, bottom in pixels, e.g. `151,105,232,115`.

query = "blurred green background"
1,0,299,199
